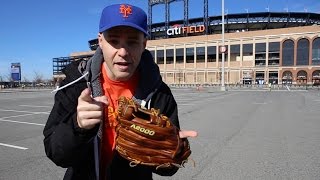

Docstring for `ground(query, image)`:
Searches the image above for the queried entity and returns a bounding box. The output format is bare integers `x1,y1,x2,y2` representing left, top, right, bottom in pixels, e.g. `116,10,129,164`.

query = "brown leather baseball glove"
115,96,192,169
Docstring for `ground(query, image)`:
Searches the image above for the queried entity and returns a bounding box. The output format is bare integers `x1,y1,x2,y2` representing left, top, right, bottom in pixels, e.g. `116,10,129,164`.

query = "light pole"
221,0,226,91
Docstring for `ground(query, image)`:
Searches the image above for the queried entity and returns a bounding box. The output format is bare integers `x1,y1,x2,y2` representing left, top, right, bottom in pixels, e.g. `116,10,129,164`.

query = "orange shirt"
100,62,138,166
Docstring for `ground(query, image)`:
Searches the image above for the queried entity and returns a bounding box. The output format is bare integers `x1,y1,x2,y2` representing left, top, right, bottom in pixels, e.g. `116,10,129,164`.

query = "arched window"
282,71,293,85
297,70,308,81
312,70,320,78
312,70,320,85
297,38,309,65
282,40,294,66
312,38,320,65
282,71,292,79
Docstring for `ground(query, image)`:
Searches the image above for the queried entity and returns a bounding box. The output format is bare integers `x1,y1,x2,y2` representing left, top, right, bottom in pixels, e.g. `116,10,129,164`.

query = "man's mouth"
115,62,130,71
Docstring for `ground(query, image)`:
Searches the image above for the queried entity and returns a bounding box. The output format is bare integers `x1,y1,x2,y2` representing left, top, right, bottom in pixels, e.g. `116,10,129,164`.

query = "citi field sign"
166,24,205,36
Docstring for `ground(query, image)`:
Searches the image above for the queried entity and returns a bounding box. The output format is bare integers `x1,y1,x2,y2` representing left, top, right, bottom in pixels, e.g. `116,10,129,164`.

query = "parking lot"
0,88,320,179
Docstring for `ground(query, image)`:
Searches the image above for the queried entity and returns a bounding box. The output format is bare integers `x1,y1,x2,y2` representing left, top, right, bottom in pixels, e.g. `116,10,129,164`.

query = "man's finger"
94,96,109,105
179,130,198,138
79,88,93,102
78,118,101,130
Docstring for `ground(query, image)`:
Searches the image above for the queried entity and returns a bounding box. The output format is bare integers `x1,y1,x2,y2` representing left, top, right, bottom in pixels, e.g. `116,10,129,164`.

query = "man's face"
98,26,147,81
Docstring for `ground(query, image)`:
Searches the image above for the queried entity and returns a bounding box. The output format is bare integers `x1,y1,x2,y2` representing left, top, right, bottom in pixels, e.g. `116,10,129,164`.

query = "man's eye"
128,40,139,45
109,39,119,45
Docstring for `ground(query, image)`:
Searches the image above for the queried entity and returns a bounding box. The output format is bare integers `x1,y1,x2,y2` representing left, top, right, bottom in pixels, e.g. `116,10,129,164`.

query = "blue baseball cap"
99,4,148,36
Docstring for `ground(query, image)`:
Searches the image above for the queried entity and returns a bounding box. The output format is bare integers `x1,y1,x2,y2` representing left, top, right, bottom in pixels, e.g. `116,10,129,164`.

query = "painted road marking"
1,113,40,119
0,143,28,150
0,119,45,126
19,105,51,108
253,102,267,104
0,108,49,114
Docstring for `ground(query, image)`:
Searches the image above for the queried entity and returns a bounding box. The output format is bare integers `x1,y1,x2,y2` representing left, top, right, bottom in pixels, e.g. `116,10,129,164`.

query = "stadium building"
53,1,320,87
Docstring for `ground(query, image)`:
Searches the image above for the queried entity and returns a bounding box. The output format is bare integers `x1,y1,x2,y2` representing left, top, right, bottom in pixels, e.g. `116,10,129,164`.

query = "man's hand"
77,88,108,129
179,130,198,138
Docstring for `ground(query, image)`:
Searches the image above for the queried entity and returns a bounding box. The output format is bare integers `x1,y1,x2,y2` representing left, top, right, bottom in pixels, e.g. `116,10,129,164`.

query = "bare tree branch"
33,71,44,84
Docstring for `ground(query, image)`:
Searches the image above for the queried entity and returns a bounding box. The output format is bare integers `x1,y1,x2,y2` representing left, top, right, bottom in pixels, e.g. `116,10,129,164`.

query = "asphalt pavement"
0,88,319,180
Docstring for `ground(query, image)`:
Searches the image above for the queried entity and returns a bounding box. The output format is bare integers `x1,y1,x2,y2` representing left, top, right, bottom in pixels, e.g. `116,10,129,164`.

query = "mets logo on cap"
119,4,132,18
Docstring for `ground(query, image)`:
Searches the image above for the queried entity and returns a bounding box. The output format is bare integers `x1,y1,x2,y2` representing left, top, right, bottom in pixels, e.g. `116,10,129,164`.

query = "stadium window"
160,73,165,79
196,47,205,63
149,50,155,62
186,47,194,63
255,71,265,84
269,42,280,52
176,48,184,64
282,71,293,85
255,43,266,53
255,43,266,66
166,49,174,64
157,49,164,64
282,40,294,66
218,53,227,62
297,70,308,84
243,44,253,58
297,38,309,66
268,71,279,84
312,38,320,65
207,46,216,62
268,42,280,66
230,45,240,61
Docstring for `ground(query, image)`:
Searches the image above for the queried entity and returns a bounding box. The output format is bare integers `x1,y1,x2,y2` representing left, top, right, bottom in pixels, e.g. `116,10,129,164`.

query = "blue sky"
0,0,319,81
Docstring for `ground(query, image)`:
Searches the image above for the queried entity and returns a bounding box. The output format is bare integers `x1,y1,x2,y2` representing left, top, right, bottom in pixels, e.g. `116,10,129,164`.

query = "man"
43,3,197,180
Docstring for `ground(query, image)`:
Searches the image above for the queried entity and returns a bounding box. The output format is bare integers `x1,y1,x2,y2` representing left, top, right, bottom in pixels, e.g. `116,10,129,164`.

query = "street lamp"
221,0,226,91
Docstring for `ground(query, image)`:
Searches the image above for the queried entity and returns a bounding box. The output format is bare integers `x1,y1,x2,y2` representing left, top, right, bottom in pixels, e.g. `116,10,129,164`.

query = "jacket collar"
134,49,162,102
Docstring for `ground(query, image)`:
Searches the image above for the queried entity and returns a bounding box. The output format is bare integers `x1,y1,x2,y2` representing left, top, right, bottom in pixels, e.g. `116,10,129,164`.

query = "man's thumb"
79,88,93,102
179,130,198,138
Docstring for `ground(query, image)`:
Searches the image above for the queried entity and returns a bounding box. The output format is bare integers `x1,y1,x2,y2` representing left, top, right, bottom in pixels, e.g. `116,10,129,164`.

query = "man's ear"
98,33,103,47
143,38,147,49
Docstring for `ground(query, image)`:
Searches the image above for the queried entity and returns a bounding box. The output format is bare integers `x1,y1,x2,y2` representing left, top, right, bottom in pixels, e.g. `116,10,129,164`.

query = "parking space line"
19,105,51,108
0,143,28,150
1,113,39,119
0,108,49,114
179,103,198,106
253,102,267,104
0,119,45,126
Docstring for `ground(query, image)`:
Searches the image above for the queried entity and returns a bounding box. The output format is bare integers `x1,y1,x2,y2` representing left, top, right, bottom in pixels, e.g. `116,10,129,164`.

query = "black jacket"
43,49,180,180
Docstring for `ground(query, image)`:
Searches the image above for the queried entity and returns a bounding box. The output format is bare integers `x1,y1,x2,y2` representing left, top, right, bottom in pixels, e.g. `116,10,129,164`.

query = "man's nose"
118,46,129,57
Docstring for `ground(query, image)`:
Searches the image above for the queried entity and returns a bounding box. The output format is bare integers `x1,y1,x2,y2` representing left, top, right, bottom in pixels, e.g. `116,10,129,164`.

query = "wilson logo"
130,124,155,136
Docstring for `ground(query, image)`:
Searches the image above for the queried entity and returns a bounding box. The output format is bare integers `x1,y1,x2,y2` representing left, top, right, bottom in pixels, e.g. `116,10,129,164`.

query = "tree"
33,71,44,84
4,73,13,82
22,76,29,83
4,71,14,88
